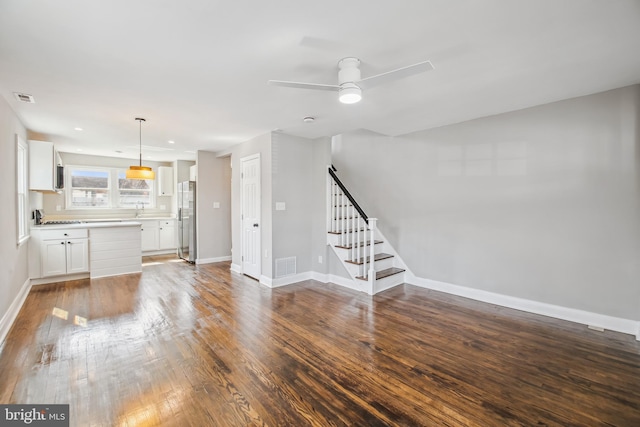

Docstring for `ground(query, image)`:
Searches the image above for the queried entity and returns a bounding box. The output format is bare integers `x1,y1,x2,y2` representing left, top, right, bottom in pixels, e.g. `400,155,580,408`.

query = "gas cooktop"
40,220,83,225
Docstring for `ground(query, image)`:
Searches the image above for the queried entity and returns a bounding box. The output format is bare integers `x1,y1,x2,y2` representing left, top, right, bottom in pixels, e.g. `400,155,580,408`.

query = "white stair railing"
328,167,376,283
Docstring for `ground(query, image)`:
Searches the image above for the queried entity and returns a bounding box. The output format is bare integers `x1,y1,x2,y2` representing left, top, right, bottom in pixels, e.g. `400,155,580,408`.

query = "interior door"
241,155,261,279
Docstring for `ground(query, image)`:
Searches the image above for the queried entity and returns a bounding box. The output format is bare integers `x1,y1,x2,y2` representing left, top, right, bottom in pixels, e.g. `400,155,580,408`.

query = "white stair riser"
374,272,405,293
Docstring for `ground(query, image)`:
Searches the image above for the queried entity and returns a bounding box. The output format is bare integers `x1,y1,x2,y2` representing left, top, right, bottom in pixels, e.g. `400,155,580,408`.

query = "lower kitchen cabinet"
139,219,176,253
140,221,159,251
38,229,89,277
158,220,176,250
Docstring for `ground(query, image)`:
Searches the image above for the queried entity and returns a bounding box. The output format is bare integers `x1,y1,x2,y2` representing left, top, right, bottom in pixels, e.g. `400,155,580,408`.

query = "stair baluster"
368,218,377,285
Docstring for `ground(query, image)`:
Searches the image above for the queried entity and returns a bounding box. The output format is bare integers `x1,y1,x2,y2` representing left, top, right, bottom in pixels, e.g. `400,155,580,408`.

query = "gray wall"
225,132,335,280
333,85,640,320
175,159,195,184
196,151,231,261
0,95,29,330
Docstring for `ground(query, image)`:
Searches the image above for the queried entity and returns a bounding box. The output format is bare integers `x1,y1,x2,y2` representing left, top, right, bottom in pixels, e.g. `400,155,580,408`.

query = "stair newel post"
368,218,377,288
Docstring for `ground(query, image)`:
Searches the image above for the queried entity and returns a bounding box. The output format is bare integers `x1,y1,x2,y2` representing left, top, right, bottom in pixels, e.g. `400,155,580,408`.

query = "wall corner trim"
230,263,242,274
0,278,32,346
406,273,639,337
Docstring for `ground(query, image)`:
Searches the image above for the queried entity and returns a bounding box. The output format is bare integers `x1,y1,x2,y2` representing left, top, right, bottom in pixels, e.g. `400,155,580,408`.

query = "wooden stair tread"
356,267,405,281
345,253,394,265
328,228,366,235
335,240,382,249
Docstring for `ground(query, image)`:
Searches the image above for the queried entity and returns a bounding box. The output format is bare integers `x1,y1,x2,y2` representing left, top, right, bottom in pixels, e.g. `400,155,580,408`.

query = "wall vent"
275,256,296,278
13,92,35,103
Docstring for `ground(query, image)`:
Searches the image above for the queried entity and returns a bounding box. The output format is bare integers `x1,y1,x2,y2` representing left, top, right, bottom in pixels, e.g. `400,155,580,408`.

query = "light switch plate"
213,202,220,208
275,202,286,211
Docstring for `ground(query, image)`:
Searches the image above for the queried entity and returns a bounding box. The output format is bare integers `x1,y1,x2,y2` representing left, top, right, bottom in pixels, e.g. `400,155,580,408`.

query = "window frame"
65,165,156,210
65,166,113,209
115,169,155,209
16,135,28,246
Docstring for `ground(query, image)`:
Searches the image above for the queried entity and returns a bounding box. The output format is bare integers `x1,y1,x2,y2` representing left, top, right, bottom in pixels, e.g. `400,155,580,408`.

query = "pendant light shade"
127,117,155,180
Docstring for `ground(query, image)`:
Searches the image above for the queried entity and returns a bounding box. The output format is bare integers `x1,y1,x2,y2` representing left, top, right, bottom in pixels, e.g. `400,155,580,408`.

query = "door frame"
240,153,261,279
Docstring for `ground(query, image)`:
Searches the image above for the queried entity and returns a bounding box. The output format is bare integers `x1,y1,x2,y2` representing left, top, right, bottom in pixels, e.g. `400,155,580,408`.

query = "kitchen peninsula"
29,220,143,285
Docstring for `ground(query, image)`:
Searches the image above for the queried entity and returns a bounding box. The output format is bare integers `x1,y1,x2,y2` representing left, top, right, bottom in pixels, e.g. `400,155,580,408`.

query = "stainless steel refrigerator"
178,181,196,262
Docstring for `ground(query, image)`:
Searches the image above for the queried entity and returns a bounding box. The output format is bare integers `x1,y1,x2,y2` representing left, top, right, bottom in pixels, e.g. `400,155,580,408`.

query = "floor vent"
275,257,296,278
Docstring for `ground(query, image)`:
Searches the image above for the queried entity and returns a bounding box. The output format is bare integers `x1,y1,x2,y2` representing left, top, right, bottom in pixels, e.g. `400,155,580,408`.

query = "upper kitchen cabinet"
157,166,174,196
29,140,63,192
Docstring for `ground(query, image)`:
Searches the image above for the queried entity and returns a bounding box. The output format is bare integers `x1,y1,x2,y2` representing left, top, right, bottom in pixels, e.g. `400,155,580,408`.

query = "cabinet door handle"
60,242,65,245
64,233,68,236
67,241,71,244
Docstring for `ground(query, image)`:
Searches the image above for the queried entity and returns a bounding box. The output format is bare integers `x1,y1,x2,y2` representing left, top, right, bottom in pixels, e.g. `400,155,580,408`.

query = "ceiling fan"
268,57,434,104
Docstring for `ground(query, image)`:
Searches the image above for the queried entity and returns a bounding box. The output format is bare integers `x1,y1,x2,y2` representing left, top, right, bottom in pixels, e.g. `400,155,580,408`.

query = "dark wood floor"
1,255,639,426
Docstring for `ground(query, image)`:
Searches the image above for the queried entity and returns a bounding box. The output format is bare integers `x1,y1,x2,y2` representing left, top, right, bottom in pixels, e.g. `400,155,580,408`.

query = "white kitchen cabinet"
140,220,159,251
39,229,89,277
157,166,174,196
158,220,176,249
29,140,62,192
139,219,176,253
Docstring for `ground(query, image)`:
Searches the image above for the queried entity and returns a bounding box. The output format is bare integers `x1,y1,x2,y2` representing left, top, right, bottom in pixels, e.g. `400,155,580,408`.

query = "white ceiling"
1,0,639,162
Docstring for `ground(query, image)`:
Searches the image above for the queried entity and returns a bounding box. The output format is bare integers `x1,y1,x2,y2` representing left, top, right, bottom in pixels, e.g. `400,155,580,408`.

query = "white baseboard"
31,273,90,286
260,272,314,288
310,272,368,293
195,256,232,265
230,263,242,275
406,273,640,337
0,278,31,346
142,249,177,256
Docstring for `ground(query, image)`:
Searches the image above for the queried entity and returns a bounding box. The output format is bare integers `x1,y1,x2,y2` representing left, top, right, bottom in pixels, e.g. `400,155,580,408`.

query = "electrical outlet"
160,204,167,210
56,205,61,211
264,250,268,258
213,202,220,208
318,255,323,264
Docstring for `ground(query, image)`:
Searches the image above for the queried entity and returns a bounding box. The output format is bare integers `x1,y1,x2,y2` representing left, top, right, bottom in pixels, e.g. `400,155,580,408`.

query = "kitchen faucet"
135,202,145,218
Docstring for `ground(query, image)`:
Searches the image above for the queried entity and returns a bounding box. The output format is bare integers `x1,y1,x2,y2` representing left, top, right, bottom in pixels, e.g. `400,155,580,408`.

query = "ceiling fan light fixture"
127,117,155,180
339,83,362,104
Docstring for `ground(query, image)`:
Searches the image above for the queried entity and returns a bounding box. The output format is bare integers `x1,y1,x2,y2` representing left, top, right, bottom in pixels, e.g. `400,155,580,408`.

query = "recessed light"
303,116,315,123
74,127,83,131
168,140,175,144
76,149,83,152
115,150,123,153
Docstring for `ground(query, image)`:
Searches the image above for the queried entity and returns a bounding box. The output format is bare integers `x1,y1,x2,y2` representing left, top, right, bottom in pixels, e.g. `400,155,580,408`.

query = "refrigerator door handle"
178,207,182,221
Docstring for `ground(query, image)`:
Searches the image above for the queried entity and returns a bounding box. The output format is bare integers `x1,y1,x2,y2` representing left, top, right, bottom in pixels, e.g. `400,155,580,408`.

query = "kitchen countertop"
32,221,143,230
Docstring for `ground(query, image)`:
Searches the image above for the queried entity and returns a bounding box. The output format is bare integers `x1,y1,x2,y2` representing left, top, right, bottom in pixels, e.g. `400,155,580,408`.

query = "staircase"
327,167,405,295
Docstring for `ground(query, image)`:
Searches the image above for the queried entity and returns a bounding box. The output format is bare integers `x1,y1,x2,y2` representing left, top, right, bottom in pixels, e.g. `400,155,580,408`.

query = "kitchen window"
117,171,154,207
68,167,111,207
66,166,155,209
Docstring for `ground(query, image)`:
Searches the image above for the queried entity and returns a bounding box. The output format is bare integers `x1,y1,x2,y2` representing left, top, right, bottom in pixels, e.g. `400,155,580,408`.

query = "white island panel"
89,225,142,278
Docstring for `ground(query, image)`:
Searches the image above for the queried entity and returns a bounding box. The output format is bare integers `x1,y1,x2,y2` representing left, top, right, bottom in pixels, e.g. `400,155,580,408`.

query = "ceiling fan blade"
357,60,434,90
268,80,340,92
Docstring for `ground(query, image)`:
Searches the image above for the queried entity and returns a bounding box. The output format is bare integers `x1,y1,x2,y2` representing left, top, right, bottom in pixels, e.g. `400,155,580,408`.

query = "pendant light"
126,117,155,180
